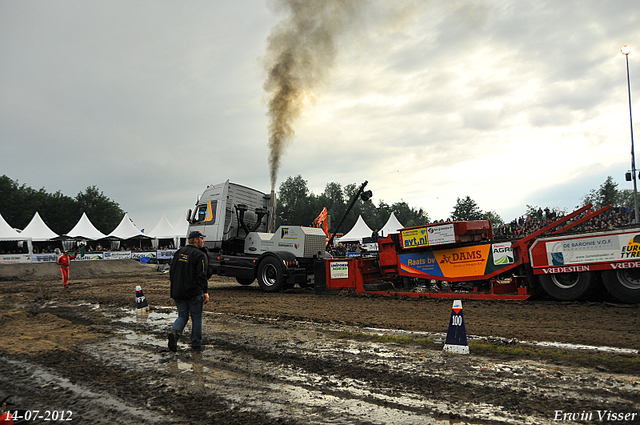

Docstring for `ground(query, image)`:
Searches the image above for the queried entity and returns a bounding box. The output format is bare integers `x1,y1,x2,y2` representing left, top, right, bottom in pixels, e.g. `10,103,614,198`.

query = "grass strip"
333,330,640,374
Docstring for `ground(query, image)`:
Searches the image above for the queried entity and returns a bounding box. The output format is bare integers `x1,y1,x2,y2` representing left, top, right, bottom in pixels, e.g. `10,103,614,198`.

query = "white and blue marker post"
135,285,149,315
443,299,469,354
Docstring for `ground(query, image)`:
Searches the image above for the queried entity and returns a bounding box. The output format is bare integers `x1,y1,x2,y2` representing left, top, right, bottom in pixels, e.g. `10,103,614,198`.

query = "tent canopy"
379,212,405,237
337,215,373,243
18,212,58,241
66,212,107,240
0,213,22,241
173,211,189,238
105,213,149,240
147,214,176,239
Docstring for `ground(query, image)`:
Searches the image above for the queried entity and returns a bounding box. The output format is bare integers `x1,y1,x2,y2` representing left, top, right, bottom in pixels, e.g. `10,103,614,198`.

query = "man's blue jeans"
171,295,204,349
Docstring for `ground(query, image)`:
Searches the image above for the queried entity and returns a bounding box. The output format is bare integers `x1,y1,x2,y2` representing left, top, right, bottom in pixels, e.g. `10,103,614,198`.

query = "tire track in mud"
202,325,640,423
2,273,640,424
28,302,640,425
0,355,169,424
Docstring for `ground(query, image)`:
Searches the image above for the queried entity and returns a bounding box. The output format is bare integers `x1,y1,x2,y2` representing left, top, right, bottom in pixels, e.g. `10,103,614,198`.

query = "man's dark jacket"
169,245,208,300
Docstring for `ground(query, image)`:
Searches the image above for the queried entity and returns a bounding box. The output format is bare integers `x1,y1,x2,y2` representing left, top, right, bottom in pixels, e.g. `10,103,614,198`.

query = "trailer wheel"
539,271,596,301
601,270,640,303
257,257,285,292
236,277,254,286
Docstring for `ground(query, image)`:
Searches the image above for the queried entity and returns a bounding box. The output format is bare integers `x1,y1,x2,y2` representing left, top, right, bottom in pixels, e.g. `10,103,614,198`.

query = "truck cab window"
195,201,216,223
196,206,207,222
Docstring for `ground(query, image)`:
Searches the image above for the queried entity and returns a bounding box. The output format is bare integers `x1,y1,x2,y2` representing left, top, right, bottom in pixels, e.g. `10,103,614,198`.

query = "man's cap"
188,230,206,239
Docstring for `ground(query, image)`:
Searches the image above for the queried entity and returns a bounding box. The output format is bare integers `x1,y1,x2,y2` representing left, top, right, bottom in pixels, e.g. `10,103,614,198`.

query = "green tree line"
276,175,429,234
2,173,631,238
277,175,638,232
0,175,125,235
276,175,511,233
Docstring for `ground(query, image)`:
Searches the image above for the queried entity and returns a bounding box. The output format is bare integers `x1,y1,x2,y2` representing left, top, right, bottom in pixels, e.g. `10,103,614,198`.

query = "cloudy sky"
2,0,639,233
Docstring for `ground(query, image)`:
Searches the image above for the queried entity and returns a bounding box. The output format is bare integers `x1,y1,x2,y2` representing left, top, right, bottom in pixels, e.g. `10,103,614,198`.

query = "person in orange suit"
56,249,77,287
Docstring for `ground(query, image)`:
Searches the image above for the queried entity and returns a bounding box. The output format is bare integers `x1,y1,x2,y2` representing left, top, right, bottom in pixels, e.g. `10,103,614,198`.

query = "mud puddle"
89,307,448,424
3,274,640,423
25,301,638,424
2,357,168,424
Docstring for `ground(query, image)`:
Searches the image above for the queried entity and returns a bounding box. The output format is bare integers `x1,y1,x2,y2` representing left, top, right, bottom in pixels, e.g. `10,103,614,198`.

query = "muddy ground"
0,260,639,424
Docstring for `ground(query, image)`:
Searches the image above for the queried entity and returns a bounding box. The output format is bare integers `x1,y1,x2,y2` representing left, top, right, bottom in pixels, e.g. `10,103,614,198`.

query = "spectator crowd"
494,206,637,240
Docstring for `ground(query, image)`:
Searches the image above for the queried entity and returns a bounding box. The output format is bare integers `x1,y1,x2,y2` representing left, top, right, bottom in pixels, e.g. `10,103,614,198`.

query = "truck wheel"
539,272,596,301
257,257,285,292
601,270,640,303
236,277,254,286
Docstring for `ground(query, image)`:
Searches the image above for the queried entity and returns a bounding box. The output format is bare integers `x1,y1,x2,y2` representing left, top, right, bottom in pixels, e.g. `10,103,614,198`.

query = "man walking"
168,230,210,352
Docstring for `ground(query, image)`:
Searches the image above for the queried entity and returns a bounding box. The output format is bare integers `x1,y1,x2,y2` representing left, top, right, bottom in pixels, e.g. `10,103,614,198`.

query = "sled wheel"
539,271,597,301
236,277,254,286
257,257,285,292
601,270,640,303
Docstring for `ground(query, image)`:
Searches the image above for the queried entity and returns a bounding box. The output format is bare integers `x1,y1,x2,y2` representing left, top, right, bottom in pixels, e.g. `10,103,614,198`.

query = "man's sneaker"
191,346,203,353
168,331,179,352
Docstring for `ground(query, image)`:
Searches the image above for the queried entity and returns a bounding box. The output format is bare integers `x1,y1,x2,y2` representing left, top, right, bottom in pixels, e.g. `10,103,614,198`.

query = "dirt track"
0,260,639,424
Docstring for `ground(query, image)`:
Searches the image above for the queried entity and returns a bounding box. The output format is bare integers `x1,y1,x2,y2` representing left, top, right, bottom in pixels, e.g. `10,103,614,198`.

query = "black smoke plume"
263,0,365,191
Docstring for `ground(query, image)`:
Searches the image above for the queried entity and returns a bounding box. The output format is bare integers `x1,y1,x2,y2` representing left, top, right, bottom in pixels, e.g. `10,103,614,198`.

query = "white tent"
19,212,58,241
106,213,149,240
173,212,189,237
147,215,176,239
337,215,373,243
147,214,179,249
379,212,405,237
66,212,107,240
0,213,22,241
173,212,189,248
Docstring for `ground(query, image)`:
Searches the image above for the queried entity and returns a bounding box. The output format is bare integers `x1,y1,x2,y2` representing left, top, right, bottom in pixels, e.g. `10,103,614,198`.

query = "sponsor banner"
535,261,640,275
401,228,428,248
426,224,455,246
400,251,442,276
492,242,514,266
400,224,455,249
131,251,156,260
157,249,177,260
435,244,491,278
611,260,640,269
3,251,158,263
546,234,633,266
32,253,58,263
364,243,378,252
400,245,492,278
0,254,31,264
400,243,513,279
78,253,105,260
103,251,132,260
541,265,591,274
330,261,349,279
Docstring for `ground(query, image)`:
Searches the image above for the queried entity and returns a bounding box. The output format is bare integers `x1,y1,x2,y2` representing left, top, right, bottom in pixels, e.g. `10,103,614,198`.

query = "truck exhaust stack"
269,190,276,233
